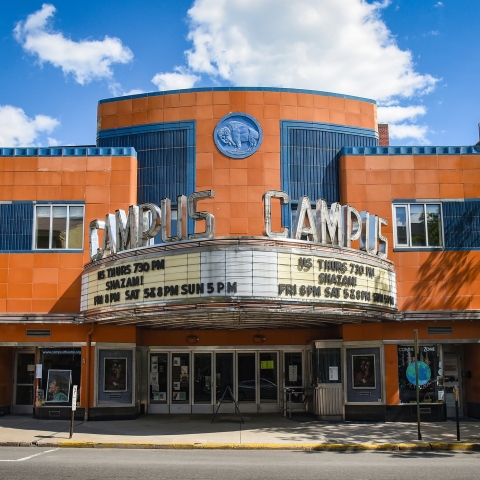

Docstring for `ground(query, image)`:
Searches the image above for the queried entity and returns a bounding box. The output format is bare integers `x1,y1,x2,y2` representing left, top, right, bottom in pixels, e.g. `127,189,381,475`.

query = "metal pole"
69,410,74,439
454,385,460,441
70,385,77,439
414,329,422,441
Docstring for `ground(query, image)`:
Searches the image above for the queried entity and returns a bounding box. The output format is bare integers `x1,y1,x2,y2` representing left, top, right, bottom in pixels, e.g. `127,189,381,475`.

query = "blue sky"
0,1,479,147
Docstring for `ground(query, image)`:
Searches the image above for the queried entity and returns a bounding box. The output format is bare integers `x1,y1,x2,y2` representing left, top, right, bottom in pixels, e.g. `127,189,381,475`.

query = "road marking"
0,448,59,462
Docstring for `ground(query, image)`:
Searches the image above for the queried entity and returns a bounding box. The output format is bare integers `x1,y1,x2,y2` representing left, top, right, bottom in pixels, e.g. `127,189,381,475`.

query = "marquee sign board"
81,242,396,314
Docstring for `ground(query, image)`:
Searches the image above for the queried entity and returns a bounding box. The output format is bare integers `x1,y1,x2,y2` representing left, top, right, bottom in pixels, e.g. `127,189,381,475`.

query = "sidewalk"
0,414,479,451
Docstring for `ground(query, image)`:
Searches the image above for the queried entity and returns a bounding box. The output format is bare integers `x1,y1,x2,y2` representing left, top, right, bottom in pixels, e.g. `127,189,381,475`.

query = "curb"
1,441,479,451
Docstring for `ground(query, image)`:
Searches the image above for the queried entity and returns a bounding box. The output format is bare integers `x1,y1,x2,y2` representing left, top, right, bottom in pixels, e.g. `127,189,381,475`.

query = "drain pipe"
84,324,95,421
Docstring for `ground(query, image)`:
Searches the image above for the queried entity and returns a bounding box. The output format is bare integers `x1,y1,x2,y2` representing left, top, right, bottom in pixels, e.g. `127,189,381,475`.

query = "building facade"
1,87,479,422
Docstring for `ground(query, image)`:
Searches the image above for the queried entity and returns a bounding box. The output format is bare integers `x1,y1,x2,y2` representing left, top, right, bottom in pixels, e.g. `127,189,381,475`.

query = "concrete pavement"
0,413,479,451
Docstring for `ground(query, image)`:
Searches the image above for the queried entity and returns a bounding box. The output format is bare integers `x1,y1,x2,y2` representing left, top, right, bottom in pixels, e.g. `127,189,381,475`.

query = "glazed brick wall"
98,90,377,236
340,154,480,311
0,155,137,314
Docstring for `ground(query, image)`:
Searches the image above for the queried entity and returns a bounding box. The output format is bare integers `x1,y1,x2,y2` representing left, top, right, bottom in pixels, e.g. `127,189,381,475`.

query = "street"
0,447,479,479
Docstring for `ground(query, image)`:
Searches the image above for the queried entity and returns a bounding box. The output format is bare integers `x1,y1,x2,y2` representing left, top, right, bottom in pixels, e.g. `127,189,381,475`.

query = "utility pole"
414,329,422,441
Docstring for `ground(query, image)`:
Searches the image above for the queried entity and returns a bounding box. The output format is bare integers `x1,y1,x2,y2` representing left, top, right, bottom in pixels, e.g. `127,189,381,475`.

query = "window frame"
33,204,85,251
393,202,444,249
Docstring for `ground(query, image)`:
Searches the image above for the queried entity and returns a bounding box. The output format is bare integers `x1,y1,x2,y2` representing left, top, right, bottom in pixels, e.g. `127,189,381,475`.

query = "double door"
148,350,301,413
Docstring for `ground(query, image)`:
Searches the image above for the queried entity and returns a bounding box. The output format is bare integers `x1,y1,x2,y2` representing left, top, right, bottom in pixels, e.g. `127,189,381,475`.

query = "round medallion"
214,112,263,159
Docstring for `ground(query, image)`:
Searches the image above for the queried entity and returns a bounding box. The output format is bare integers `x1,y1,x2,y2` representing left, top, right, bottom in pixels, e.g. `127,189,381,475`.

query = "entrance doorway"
444,353,463,417
147,348,304,414
13,350,35,414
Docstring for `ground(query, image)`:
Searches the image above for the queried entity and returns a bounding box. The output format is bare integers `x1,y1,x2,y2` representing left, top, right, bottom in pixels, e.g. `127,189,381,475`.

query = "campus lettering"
89,190,388,261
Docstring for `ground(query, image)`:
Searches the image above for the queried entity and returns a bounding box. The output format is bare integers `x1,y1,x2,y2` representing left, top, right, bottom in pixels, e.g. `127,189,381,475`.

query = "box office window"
393,203,443,248
37,348,82,406
34,205,84,250
398,345,439,404
313,348,341,384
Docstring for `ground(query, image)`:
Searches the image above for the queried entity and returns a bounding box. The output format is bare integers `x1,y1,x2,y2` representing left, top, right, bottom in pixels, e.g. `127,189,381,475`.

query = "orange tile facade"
340,153,480,311
98,91,376,236
0,154,137,314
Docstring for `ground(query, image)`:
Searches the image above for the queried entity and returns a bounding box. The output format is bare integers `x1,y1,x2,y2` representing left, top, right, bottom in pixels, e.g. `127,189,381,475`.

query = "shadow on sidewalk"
0,413,479,444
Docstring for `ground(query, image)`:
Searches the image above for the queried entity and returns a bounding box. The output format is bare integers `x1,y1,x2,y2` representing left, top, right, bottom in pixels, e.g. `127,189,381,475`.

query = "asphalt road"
0,447,479,479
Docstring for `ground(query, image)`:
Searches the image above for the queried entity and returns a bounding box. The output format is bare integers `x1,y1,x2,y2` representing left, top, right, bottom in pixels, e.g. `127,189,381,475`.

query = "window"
393,203,443,248
34,205,84,250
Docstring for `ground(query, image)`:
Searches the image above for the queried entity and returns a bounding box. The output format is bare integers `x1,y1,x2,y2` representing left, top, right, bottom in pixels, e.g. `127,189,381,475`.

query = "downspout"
84,324,95,421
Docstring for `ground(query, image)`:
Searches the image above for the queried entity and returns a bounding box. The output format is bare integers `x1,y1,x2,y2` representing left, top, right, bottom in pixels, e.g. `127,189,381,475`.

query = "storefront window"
398,345,439,403
313,348,341,384
38,348,81,406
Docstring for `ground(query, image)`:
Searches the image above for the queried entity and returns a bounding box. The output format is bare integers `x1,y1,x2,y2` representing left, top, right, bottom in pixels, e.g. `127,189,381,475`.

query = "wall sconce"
186,335,199,344
253,334,266,343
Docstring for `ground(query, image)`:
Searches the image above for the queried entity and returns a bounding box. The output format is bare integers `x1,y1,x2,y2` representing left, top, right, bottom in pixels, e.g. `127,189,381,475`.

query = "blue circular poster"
406,361,431,386
214,113,263,159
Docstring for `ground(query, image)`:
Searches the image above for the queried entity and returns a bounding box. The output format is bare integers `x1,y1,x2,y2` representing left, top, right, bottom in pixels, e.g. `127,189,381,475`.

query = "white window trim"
393,203,444,249
33,204,85,250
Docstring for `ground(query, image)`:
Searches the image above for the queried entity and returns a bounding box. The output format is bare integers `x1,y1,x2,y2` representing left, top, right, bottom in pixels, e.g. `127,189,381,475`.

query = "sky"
0,0,479,148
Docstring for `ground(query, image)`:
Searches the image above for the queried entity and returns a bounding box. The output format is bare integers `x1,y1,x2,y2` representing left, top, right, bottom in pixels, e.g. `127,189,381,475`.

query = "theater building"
0,87,479,422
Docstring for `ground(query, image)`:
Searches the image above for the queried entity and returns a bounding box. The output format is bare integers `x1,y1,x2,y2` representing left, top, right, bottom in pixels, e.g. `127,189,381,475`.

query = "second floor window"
34,205,84,250
394,203,443,248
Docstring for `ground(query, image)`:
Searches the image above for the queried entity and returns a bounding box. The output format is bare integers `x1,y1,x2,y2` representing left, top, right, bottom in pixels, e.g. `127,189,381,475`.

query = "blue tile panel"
98,87,376,105
0,202,34,251
281,121,378,229
0,147,136,157
443,200,480,250
97,121,195,232
341,146,480,155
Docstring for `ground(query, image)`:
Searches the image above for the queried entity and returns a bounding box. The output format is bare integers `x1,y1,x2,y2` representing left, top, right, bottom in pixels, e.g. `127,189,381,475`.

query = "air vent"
428,326,452,335
26,329,51,338
48,411,60,417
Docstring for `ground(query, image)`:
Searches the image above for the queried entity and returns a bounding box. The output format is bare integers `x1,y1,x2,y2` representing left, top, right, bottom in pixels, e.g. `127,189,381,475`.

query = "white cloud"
389,124,430,144
14,4,133,85
123,89,146,96
434,2,443,7
151,66,200,91
378,105,426,123
108,82,145,97
47,137,61,146
181,0,437,102
0,105,60,147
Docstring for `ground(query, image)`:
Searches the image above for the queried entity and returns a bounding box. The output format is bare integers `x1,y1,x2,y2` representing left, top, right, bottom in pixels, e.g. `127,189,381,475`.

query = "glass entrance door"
259,352,278,411
444,354,463,417
14,351,35,414
193,353,212,412
215,353,234,411
171,352,190,413
237,353,256,402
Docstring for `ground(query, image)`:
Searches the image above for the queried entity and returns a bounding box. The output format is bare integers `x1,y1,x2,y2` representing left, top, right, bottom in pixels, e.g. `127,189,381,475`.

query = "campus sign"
88,190,389,261
81,242,396,313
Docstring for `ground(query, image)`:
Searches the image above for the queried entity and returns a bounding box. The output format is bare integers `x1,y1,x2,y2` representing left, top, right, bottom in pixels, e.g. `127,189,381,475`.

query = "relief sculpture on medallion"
214,113,263,159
